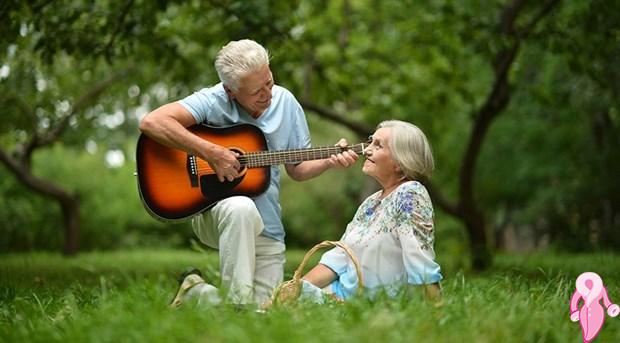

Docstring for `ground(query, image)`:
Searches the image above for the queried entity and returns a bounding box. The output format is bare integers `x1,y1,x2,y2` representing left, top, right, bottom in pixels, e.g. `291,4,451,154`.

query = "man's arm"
285,139,359,181
139,102,241,182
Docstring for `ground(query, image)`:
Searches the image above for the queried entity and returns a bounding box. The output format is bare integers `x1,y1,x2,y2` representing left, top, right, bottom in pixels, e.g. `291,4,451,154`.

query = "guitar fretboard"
238,143,366,168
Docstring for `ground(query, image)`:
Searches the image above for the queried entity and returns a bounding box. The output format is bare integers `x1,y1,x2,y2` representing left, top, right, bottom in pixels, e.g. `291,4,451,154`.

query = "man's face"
228,65,274,118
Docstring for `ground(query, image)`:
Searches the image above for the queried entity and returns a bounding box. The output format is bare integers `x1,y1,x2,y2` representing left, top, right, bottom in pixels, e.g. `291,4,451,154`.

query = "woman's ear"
394,163,408,180
394,163,402,173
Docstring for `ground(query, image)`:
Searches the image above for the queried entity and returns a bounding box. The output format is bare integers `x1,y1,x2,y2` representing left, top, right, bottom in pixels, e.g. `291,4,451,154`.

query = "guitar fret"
240,143,365,168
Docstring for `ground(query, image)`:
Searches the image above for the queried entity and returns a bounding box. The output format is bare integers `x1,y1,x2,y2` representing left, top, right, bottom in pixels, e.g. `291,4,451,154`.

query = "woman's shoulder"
395,180,430,198
390,181,433,214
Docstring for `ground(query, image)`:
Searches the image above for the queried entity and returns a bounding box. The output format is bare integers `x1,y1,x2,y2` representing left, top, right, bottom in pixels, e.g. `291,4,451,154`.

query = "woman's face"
362,127,401,185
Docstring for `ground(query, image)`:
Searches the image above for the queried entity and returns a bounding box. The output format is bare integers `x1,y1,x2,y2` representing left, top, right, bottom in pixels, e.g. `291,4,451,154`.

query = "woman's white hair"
214,39,270,92
378,120,435,181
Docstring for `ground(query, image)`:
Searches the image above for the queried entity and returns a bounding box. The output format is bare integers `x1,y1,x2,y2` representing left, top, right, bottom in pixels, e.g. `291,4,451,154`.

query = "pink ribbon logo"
570,272,619,343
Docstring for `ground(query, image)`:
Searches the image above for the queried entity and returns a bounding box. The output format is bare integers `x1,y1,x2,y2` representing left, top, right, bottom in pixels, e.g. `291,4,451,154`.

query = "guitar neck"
238,143,366,168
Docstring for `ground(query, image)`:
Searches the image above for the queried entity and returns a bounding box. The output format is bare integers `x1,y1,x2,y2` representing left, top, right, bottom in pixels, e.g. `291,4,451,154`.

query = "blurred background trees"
1,0,618,270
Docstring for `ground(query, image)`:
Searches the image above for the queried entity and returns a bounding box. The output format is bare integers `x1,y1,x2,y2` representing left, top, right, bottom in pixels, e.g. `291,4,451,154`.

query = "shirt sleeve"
178,86,221,124
394,183,443,284
285,92,311,149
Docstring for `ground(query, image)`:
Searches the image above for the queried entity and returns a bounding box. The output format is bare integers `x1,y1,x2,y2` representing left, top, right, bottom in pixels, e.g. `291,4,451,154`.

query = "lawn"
1,249,619,342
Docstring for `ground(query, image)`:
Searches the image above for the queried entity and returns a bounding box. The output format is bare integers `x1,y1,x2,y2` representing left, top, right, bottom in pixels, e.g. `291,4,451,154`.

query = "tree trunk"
463,207,491,270
59,193,80,255
0,148,81,254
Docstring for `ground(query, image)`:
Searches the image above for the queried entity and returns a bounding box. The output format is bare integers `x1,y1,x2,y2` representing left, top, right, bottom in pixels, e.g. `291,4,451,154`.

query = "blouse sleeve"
394,183,443,284
319,246,348,276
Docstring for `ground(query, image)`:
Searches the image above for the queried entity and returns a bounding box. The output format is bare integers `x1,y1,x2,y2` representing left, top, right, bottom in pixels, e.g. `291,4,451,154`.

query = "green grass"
1,250,619,342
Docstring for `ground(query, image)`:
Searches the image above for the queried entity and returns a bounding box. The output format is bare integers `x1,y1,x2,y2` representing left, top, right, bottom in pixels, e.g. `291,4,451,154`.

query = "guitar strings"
193,143,366,173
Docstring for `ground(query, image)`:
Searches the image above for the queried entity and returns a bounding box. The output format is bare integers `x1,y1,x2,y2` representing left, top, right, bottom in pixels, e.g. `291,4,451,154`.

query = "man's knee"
214,196,263,237
217,196,260,217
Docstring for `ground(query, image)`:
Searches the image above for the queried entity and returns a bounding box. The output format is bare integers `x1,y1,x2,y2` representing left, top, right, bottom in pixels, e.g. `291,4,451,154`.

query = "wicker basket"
265,240,363,308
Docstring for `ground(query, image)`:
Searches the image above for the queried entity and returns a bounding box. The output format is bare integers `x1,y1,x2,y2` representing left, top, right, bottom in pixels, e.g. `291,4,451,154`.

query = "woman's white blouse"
320,181,442,299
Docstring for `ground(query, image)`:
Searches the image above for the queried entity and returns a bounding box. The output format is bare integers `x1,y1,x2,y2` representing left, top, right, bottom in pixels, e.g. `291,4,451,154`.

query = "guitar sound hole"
230,147,248,176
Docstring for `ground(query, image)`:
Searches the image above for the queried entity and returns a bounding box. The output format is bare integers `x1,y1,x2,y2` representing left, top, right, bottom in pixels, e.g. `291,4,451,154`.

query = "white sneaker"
170,268,221,308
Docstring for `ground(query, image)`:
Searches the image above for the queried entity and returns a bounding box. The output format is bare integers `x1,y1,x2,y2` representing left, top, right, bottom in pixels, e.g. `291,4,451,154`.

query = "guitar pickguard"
199,174,244,201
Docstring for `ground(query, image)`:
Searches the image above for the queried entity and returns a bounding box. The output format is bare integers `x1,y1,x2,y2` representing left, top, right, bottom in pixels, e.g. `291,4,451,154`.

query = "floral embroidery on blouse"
344,181,435,251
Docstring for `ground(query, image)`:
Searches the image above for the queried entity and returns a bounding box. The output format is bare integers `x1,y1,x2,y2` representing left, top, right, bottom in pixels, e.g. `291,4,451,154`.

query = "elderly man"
139,39,358,307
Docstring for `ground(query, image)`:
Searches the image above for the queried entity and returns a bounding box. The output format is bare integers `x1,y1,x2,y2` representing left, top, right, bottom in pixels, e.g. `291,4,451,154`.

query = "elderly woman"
301,120,442,301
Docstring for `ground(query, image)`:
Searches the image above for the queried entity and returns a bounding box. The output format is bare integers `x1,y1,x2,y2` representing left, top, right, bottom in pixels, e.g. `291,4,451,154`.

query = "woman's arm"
302,264,338,289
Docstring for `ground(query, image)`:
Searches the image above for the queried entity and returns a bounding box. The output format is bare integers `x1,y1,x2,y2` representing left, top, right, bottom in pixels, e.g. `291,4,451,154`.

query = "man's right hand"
139,102,242,183
205,145,241,182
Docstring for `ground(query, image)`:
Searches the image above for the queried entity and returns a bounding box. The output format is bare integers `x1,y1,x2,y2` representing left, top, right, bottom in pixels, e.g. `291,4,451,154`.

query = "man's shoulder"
178,83,231,122
193,83,226,97
273,84,298,102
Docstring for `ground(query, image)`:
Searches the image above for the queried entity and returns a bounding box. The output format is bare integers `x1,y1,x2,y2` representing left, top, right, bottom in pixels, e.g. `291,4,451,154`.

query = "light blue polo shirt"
178,83,311,242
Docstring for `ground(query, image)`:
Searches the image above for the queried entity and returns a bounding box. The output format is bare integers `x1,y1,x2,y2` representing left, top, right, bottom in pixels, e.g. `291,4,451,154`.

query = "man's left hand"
326,138,359,169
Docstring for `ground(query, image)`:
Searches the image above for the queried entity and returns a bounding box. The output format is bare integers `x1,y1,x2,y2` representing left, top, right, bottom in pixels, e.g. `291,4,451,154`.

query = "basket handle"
292,240,364,292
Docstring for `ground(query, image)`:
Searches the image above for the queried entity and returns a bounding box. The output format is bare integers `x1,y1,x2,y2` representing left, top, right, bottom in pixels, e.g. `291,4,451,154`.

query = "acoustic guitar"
136,123,366,222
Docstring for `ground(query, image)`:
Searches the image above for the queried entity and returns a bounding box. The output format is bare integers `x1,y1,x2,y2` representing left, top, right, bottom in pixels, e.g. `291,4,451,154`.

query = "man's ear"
224,85,235,99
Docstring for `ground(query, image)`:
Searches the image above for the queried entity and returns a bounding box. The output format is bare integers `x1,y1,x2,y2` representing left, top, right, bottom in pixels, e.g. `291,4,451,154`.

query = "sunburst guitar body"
135,123,365,222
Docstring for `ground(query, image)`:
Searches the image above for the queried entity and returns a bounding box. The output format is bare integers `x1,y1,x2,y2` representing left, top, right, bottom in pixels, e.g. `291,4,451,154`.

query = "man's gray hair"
214,39,270,92
378,120,435,181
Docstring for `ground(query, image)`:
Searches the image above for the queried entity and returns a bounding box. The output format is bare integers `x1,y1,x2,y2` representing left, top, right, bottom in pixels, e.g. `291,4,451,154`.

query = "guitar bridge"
186,154,199,187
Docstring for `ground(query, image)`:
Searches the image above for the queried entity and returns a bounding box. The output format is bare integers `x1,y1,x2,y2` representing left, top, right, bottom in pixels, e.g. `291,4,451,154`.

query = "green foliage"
1,250,619,342
476,0,620,250
1,0,619,255
280,115,367,246
0,145,192,252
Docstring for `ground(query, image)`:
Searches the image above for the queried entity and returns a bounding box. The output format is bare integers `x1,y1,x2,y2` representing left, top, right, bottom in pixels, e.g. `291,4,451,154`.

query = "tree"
0,1,152,253
0,0,300,253
281,0,560,269
0,34,132,255
2,0,618,267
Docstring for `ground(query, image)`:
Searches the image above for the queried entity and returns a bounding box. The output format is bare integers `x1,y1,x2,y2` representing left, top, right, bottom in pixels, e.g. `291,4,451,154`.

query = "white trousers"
192,196,286,306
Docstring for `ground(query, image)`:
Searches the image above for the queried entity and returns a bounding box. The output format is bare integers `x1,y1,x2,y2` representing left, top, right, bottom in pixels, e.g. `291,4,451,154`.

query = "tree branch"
0,146,72,200
499,0,526,35
519,0,561,38
103,0,135,62
300,98,463,217
459,0,527,208
299,99,374,138
458,0,561,216
204,0,289,39
29,67,133,153
422,179,461,218
4,92,39,126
